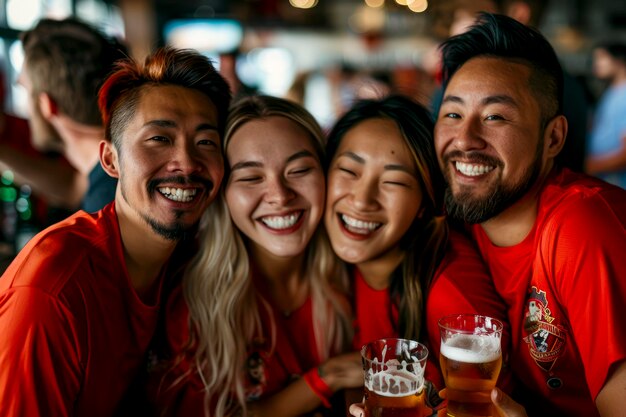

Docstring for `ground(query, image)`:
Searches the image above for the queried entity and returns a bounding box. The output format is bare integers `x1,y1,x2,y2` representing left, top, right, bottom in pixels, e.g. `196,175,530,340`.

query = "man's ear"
100,140,120,179
38,92,58,120
544,115,568,159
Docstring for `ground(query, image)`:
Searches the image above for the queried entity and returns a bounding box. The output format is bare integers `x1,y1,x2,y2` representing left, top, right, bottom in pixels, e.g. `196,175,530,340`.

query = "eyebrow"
338,151,415,175
230,149,317,172
442,94,518,108
143,120,219,132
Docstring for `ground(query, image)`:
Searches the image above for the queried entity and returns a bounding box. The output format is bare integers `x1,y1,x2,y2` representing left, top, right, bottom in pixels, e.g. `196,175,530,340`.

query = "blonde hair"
183,95,351,416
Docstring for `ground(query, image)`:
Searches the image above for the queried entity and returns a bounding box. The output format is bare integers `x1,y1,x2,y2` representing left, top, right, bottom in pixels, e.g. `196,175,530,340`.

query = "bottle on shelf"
15,184,39,253
0,170,18,255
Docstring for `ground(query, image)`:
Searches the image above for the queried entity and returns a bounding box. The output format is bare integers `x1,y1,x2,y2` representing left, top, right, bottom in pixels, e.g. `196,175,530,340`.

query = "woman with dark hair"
324,95,510,393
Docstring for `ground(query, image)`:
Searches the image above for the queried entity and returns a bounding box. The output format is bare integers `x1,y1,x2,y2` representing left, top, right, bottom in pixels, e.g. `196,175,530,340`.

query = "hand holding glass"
361,338,429,417
438,314,503,417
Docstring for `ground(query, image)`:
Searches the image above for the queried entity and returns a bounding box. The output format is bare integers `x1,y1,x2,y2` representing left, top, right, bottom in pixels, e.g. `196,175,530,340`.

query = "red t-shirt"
471,168,626,416
147,271,330,416
0,202,168,417
352,229,510,391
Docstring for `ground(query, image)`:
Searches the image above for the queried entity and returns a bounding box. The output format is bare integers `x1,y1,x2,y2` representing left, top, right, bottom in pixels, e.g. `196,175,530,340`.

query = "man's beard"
444,142,543,224
121,175,213,241
142,212,193,241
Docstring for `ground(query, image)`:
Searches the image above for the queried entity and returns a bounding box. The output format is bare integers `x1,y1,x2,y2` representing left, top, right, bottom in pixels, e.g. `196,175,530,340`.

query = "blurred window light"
239,48,295,97
7,0,44,30
6,0,73,30
408,0,428,13
164,19,243,54
8,41,28,118
76,0,125,38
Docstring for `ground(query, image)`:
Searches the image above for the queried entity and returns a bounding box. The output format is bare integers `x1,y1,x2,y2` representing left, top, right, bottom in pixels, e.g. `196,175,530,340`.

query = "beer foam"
441,334,500,363
365,368,424,397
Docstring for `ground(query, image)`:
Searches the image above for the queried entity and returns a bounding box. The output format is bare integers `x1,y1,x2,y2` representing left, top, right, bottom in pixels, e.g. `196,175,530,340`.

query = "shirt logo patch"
522,286,568,373
245,340,268,401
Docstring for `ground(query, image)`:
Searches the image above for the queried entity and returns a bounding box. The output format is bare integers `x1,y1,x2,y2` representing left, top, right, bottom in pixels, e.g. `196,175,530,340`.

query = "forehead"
339,118,415,164
134,84,218,119
227,116,317,160
446,57,534,100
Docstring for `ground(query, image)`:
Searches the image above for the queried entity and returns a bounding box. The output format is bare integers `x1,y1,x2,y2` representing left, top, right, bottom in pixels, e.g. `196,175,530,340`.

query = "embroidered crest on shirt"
245,341,268,401
522,286,568,373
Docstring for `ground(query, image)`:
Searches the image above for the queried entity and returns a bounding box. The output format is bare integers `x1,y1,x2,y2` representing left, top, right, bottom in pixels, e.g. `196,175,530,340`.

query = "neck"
612,69,626,87
480,165,553,247
251,246,308,315
51,114,104,174
356,247,405,290
115,198,178,301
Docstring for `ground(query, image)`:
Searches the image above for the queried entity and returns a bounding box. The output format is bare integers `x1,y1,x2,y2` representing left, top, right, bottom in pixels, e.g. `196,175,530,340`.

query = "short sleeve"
0,287,82,416
540,192,626,398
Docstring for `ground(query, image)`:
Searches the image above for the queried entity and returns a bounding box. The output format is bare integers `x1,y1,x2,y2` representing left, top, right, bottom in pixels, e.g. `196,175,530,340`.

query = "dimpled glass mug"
361,338,429,417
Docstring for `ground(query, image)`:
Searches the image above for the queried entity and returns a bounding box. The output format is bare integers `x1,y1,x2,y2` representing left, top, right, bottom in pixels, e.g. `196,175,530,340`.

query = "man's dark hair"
20,18,128,126
440,12,564,127
595,41,626,65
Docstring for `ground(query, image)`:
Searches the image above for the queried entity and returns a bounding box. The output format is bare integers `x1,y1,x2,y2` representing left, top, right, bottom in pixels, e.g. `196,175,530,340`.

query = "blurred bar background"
1,0,626,127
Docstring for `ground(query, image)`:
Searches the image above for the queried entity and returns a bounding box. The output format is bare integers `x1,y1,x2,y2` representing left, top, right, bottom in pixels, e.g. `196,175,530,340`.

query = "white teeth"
261,213,301,230
341,214,381,235
455,162,495,177
158,187,197,202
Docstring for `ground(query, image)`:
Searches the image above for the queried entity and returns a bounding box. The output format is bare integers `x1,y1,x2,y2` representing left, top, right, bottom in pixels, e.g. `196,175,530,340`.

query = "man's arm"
585,135,626,175
0,287,81,416
0,143,86,209
596,360,626,416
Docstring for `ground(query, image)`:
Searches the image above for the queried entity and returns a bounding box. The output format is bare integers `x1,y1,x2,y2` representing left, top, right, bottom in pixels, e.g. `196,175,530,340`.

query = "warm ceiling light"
365,0,385,8
408,0,428,12
289,0,318,9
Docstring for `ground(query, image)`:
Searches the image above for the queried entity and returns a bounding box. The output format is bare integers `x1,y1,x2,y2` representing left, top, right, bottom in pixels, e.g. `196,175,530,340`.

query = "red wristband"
303,367,334,408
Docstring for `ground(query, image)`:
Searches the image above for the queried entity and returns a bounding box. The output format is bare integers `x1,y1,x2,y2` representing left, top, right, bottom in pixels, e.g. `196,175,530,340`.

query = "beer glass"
361,338,429,417
438,314,503,417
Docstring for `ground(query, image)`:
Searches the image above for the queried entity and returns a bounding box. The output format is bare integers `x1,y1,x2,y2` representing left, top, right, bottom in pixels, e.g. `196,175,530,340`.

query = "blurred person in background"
585,41,626,189
0,47,231,416
6,18,128,213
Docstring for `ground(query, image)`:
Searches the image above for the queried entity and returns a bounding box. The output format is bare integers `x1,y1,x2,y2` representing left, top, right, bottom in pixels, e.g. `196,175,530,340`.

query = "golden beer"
364,384,427,417
362,339,429,417
438,315,503,417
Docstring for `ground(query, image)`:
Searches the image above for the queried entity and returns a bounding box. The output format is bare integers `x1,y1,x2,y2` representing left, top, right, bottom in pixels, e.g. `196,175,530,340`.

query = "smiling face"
325,118,422,267
225,116,325,259
101,84,224,240
435,57,549,224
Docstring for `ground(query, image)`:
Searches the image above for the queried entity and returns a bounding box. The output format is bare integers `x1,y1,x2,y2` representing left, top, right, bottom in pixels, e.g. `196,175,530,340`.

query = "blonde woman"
148,95,363,417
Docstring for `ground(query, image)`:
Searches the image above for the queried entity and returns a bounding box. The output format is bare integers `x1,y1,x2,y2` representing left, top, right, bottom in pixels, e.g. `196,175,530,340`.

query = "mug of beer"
361,338,429,417
438,314,503,417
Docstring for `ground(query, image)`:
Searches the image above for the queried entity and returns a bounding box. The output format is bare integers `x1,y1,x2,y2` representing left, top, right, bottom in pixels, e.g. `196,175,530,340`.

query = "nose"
264,176,295,205
350,176,379,212
451,116,487,152
170,141,205,174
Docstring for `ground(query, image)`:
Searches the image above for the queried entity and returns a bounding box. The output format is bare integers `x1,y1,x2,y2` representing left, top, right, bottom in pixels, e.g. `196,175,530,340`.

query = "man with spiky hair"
0,47,231,417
